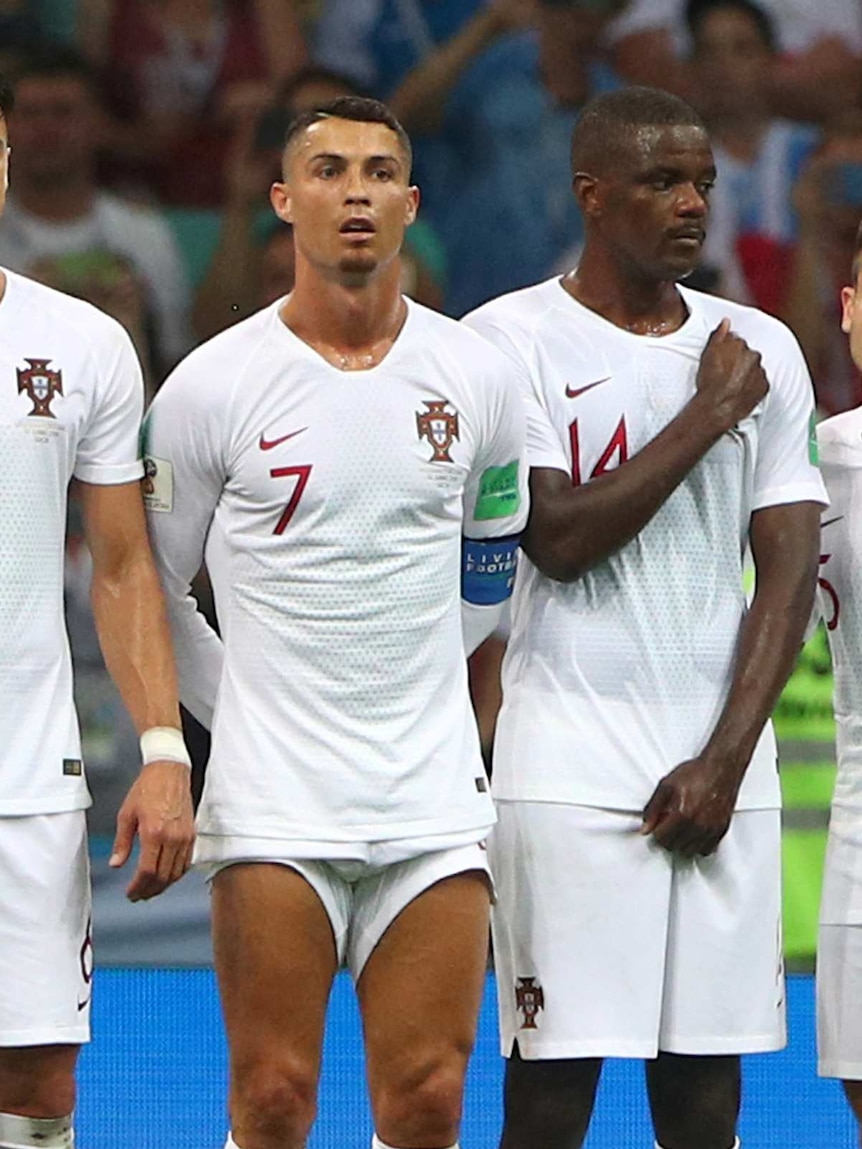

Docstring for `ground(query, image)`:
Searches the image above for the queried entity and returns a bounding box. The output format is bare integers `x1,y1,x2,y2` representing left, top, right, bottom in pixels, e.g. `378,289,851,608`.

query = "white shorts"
817,822,862,1079
489,802,785,1060
0,812,92,1046
208,838,491,979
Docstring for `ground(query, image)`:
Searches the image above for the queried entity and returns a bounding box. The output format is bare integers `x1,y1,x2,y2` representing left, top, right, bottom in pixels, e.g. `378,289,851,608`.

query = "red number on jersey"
569,416,628,487
270,464,312,534
818,552,840,631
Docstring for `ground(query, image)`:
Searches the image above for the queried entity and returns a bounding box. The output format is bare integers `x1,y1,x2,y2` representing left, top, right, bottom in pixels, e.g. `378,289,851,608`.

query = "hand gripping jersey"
816,410,862,826
465,277,827,811
0,269,144,814
143,299,528,847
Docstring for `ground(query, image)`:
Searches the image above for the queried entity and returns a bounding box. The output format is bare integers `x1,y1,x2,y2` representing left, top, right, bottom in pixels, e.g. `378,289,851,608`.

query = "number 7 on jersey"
270,464,312,534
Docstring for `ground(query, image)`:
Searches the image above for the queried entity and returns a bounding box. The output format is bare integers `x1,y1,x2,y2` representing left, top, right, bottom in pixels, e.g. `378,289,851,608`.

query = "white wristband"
140,726,191,768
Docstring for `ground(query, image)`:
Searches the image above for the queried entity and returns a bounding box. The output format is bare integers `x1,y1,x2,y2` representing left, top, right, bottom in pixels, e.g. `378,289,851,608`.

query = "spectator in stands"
784,112,862,415
605,0,862,123
368,0,625,315
80,0,307,206
193,67,445,340
687,0,818,315
0,46,191,382
0,0,45,73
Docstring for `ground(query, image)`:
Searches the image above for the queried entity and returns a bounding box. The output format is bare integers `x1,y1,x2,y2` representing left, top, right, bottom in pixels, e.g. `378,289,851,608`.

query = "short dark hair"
283,96,412,175
13,44,101,100
571,85,707,176
0,75,13,120
686,0,776,53
852,219,862,284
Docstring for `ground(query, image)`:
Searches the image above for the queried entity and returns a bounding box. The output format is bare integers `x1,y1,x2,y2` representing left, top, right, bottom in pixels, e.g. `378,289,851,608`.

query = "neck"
13,171,95,221
563,254,687,335
280,260,407,367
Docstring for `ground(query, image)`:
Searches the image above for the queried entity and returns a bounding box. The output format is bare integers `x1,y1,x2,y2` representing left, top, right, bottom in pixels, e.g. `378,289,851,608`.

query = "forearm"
388,9,501,134
525,395,730,580
700,507,820,782
91,546,182,735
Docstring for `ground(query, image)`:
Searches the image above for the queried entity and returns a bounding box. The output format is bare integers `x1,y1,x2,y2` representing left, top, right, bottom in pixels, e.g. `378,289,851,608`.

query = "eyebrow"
307,151,402,166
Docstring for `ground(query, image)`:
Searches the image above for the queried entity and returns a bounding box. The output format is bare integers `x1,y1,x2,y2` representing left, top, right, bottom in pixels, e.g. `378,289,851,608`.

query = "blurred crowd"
3,0,860,821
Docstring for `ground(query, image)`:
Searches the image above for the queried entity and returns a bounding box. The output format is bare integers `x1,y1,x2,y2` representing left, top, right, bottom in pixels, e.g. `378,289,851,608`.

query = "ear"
270,181,293,225
405,184,420,227
841,284,856,334
573,171,601,220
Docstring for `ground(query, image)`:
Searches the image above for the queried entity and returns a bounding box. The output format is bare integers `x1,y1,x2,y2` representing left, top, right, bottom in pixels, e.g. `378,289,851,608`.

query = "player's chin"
337,253,378,281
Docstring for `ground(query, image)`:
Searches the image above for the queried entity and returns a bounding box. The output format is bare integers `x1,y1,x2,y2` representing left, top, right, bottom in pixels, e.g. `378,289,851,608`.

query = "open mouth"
340,218,376,237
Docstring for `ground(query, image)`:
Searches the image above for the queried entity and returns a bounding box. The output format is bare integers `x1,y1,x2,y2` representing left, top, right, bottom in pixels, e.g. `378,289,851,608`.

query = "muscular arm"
642,500,821,855
80,479,195,899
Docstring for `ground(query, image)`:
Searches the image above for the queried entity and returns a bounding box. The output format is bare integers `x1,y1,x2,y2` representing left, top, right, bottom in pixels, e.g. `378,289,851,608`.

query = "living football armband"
461,534,521,605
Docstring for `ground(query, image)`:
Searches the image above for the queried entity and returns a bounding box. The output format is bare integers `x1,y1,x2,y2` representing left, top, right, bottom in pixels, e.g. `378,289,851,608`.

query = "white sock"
656,1142,739,1149
0,1111,74,1148
224,1136,241,1149
372,1139,459,1149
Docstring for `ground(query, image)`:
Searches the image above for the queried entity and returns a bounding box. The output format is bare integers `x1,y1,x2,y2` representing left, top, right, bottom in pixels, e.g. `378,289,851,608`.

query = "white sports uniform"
0,268,144,1044
143,298,528,971
465,277,827,1058
814,410,862,1079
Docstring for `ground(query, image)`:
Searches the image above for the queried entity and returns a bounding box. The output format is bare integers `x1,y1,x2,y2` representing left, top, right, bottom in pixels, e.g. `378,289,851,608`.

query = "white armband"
140,726,192,768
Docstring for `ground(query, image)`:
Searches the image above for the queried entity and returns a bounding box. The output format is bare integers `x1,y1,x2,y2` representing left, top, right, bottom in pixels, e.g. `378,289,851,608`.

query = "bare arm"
524,322,768,580
80,479,195,901
388,0,533,135
642,500,821,855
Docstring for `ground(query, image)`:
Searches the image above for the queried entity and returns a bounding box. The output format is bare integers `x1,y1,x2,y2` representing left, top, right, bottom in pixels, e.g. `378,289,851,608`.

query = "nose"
678,183,708,216
344,165,371,206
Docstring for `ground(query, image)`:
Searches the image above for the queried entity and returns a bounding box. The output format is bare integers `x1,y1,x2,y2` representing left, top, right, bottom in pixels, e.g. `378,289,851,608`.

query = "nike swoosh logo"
77,994,91,1012
822,516,844,528
259,428,307,451
565,378,610,399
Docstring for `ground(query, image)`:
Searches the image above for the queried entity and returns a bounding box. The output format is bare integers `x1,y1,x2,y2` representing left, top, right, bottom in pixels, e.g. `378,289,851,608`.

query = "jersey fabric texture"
465,277,827,812
0,268,144,815
143,298,528,847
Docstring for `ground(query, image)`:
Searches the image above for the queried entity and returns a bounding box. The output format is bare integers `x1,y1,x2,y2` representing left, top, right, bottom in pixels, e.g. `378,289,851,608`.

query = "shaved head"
571,86,706,177
283,96,412,179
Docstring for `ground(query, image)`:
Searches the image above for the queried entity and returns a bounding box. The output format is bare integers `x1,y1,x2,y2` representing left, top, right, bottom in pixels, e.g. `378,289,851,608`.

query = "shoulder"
411,299,523,377
681,286,804,359
5,268,133,357
465,278,562,337
817,408,862,466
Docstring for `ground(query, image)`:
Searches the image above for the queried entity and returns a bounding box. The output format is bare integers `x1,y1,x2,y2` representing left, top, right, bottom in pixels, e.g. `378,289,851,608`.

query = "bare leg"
646,1052,740,1149
499,1046,602,1149
212,863,338,1149
0,1046,78,1117
842,1080,862,1148
359,871,490,1149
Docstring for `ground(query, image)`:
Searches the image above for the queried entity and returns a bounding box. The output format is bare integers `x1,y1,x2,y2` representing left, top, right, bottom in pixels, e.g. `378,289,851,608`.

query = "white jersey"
465,277,827,811
816,410,862,823
0,269,144,814
143,298,528,848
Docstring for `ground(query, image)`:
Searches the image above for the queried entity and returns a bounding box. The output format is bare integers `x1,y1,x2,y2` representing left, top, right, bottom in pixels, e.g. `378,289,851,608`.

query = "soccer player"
815,219,862,1143
0,77,195,1149
464,86,826,1149
142,96,528,1149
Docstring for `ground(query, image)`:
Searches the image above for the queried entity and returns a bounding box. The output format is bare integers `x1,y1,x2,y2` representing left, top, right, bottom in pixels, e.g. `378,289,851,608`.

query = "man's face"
582,123,715,281
841,266,862,371
271,116,418,284
9,74,97,182
692,7,771,117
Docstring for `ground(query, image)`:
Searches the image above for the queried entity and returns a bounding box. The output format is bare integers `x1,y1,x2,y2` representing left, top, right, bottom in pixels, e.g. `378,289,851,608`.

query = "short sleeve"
74,324,145,486
463,312,570,475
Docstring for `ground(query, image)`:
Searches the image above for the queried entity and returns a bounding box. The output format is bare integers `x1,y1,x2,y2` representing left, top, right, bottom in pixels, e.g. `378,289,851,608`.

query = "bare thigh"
0,1045,79,1116
358,870,491,1148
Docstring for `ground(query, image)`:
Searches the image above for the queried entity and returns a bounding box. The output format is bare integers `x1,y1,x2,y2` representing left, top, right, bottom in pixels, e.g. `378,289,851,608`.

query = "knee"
375,1058,465,1145
0,1055,76,1118
230,1057,318,1143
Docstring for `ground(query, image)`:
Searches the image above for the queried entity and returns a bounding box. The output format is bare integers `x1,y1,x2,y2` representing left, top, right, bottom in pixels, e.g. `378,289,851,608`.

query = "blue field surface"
76,971,855,1147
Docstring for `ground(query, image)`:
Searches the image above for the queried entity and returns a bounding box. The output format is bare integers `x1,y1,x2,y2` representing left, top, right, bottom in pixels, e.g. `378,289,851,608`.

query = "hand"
110,760,196,901
694,319,769,431
641,756,740,857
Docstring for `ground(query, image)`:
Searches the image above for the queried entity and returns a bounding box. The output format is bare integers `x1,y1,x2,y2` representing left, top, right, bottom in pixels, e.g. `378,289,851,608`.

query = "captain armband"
461,534,521,605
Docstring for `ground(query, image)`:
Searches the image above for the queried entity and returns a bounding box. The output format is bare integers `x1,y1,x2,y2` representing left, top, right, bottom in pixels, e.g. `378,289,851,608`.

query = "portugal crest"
416,399,459,463
17,358,63,418
515,977,545,1030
